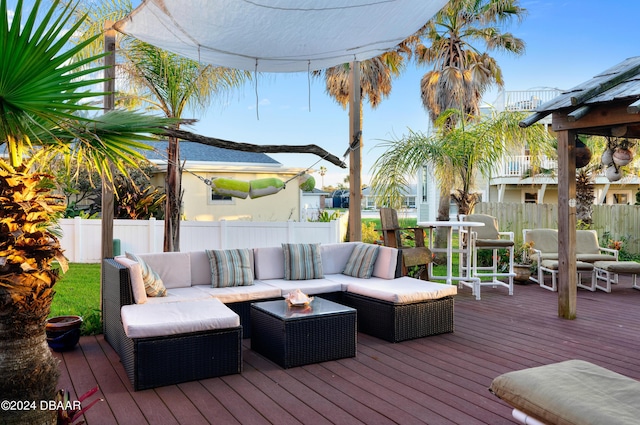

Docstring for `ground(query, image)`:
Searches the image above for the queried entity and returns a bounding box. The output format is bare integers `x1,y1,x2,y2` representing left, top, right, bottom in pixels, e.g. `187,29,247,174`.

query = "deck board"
54,276,640,424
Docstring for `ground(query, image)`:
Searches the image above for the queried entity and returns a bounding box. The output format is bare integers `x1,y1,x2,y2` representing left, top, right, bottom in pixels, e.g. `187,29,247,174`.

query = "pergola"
521,56,640,319
112,0,449,243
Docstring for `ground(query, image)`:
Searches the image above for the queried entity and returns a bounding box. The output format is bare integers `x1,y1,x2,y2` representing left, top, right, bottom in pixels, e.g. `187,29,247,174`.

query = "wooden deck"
55,277,640,424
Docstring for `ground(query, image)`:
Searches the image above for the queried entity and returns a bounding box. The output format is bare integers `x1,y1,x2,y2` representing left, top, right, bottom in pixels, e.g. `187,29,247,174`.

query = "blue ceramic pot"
46,316,83,352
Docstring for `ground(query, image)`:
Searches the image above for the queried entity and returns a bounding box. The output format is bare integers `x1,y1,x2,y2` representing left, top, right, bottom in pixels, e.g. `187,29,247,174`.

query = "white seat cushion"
260,278,343,297
192,282,281,304
143,287,213,304
121,298,239,338
345,277,457,304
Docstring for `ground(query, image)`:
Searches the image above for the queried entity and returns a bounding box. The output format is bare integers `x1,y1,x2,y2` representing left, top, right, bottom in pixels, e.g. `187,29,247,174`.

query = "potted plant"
513,241,535,283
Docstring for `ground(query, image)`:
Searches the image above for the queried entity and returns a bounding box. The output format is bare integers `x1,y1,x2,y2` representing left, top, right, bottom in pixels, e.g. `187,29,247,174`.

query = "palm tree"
370,110,555,215
0,1,172,423
71,0,251,252
413,0,526,220
121,42,250,251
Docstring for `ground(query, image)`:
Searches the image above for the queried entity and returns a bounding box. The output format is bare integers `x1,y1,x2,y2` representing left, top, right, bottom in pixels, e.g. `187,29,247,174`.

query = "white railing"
503,89,562,112
495,155,559,177
58,216,349,263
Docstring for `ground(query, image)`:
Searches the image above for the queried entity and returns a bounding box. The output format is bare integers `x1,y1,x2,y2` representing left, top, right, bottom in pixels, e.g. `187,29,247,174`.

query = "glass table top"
252,297,355,320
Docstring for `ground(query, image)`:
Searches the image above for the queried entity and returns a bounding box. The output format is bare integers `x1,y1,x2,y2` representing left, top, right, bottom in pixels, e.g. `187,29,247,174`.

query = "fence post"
73,216,82,263
148,217,156,253
220,220,228,249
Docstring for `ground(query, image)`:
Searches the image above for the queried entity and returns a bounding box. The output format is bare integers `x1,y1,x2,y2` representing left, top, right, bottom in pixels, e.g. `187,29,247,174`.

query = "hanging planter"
601,148,615,166
575,137,592,168
605,165,623,182
613,147,633,166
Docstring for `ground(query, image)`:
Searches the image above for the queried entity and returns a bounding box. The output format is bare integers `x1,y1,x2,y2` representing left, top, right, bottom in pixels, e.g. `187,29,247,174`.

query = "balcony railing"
501,89,562,112
495,155,558,178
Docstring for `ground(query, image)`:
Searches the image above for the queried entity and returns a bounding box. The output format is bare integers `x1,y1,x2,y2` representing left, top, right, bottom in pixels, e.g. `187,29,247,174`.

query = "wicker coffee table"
250,298,357,368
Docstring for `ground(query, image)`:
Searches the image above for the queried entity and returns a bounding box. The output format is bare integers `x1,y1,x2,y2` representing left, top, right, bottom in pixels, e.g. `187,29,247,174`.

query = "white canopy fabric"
114,0,449,72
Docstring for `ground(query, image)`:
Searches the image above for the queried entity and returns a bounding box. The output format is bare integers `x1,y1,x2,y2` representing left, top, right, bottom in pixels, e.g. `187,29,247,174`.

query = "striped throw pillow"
343,244,379,279
282,243,324,280
206,248,254,287
125,252,167,297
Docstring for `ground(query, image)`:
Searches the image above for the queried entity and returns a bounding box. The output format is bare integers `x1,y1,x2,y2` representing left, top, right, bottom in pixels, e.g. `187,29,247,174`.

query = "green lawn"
50,263,102,335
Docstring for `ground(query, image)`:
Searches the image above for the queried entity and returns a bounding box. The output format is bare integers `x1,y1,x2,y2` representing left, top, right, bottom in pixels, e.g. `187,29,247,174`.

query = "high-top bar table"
418,220,484,287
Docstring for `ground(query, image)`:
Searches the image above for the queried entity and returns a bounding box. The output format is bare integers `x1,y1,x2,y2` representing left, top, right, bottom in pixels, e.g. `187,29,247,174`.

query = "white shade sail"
114,0,449,72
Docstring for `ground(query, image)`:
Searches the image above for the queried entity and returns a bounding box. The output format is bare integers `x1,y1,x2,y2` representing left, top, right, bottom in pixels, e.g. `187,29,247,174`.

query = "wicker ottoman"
120,299,242,390
250,298,356,368
594,260,640,292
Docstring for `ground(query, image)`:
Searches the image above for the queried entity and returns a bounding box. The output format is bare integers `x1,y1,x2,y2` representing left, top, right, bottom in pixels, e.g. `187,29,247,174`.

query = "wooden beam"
556,130,577,320
519,111,550,128
570,63,640,105
348,61,362,242
552,102,640,132
102,21,115,260
567,106,590,122
627,98,640,114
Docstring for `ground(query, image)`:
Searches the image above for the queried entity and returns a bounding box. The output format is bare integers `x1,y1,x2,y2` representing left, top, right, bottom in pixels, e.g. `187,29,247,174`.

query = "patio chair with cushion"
523,228,611,291
460,214,515,299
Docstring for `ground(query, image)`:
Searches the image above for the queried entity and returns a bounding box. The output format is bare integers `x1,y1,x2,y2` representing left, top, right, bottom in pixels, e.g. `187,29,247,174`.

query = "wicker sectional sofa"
102,242,457,390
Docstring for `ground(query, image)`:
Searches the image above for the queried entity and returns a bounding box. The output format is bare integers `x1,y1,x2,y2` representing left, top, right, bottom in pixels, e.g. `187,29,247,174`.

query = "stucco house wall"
147,141,309,222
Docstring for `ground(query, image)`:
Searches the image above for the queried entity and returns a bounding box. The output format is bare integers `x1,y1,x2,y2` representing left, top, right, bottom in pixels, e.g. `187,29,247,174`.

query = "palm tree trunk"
0,281,58,425
164,135,181,252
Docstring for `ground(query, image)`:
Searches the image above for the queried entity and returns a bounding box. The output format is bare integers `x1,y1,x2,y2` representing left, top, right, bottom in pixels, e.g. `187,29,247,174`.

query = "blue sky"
8,1,638,188
182,0,639,188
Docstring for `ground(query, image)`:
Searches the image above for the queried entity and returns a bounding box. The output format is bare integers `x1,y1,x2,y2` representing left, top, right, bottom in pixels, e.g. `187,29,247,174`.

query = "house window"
210,191,236,205
607,191,631,205
524,192,537,203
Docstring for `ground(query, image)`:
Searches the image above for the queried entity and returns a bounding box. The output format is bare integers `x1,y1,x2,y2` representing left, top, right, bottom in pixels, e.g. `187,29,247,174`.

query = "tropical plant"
412,0,526,222
71,0,251,251
121,42,250,251
370,110,555,215
0,1,173,423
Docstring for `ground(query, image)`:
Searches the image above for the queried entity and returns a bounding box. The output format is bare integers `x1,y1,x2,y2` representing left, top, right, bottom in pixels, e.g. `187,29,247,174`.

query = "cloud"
248,98,271,110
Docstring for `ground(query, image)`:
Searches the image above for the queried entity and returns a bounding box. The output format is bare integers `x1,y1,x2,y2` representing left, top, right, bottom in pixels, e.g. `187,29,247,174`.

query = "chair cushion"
475,239,514,248
576,253,618,262
126,252,167,297
594,261,640,273
135,251,192,289
465,214,499,239
320,242,357,274
541,260,593,271
576,230,600,254
343,243,379,279
282,243,324,280
115,256,148,304
490,360,640,425
524,229,558,255
206,248,254,287
121,298,239,338
345,277,457,304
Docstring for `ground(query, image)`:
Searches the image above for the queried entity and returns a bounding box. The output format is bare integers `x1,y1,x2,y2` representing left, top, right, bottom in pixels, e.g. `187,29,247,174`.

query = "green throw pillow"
206,248,254,288
125,252,167,297
282,243,324,280
343,244,379,279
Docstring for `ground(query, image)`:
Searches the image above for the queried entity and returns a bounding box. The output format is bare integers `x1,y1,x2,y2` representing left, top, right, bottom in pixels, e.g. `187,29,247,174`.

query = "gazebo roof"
521,56,640,138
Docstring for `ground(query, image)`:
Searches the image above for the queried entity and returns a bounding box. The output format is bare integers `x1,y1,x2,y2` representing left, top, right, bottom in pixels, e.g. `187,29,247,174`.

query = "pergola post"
556,129,577,319
102,21,115,260
348,61,362,242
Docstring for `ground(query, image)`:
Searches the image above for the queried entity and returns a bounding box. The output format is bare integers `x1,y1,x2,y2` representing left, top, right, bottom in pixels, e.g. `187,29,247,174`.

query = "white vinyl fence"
59,216,349,263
